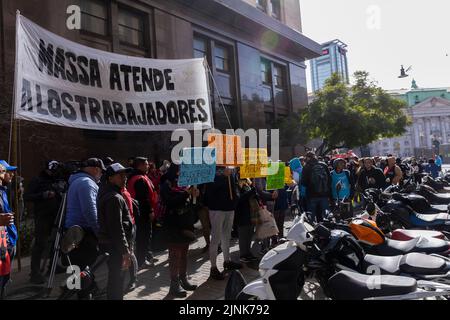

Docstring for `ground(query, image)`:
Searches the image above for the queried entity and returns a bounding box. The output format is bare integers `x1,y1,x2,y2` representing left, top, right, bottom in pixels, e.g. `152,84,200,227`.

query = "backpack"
310,163,330,195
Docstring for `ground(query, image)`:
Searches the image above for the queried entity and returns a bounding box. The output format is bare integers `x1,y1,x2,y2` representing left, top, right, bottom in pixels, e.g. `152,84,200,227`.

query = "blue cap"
0,160,17,171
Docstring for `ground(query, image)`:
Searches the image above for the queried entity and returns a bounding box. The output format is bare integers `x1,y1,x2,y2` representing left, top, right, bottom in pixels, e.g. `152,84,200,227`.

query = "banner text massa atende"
14,14,213,131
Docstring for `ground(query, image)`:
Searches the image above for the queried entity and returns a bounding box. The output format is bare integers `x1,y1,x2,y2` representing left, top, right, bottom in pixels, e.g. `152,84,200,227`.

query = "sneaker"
126,281,137,293
30,273,46,285
223,260,243,271
209,267,225,280
139,260,155,269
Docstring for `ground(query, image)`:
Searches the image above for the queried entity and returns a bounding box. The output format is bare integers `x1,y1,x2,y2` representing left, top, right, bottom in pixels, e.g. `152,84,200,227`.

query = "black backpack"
310,162,330,194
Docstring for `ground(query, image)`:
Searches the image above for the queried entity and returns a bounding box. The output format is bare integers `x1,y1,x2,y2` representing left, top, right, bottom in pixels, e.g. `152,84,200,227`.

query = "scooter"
225,214,450,300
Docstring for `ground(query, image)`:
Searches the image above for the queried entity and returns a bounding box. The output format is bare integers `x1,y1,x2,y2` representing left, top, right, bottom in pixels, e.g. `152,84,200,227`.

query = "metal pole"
44,192,67,297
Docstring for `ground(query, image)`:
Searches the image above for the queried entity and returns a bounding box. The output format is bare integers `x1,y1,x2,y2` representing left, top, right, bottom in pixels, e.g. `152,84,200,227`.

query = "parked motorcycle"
225,215,450,300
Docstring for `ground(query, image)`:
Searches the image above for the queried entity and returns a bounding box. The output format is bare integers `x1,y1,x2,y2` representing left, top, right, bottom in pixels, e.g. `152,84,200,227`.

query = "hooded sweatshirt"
65,172,99,234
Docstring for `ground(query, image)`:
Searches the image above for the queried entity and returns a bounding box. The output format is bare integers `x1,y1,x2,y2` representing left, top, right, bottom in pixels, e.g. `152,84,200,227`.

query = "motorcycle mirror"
61,225,85,254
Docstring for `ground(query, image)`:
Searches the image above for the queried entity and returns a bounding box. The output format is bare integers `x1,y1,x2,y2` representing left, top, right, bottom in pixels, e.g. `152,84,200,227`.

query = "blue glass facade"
310,40,349,92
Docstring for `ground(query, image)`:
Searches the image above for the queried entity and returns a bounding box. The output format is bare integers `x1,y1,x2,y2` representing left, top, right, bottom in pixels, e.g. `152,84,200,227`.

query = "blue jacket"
425,164,440,179
65,172,99,234
0,186,17,247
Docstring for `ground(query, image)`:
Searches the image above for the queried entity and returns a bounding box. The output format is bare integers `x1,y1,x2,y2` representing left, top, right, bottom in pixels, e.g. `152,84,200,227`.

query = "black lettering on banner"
145,102,158,125
177,100,190,124
164,69,175,90
187,99,197,123
110,63,122,90
153,69,164,91
20,79,33,111
196,98,208,122
65,52,79,83
61,93,77,121
141,68,154,91
155,101,167,124
38,39,53,75
36,84,47,115
166,101,179,124
137,103,148,125
112,101,127,124
88,97,104,124
120,64,132,91
47,89,62,118
126,103,138,125
102,100,116,124
54,48,67,80
77,56,90,86
74,95,88,122
89,59,102,88
132,66,142,92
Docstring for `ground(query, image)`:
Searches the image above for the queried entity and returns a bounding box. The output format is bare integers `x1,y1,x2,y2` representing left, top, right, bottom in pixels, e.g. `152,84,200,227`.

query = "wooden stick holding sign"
193,184,197,204
228,175,233,201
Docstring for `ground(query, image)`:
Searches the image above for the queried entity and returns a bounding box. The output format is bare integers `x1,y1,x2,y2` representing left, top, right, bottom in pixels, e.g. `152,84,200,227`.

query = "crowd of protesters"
0,151,445,300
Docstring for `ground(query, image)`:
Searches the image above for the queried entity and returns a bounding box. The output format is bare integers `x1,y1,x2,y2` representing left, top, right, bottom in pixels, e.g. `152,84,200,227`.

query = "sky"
300,0,450,93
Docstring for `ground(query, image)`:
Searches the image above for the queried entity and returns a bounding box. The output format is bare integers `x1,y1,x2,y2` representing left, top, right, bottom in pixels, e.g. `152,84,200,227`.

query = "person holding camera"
24,160,63,284
98,163,134,300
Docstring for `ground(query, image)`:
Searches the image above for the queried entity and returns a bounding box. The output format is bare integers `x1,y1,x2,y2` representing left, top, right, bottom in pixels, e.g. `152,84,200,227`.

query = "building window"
261,59,271,85
382,142,389,147
80,0,109,36
118,8,145,47
256,0,267,12
271,0,281,20
273,64,285,88
193,37,207,58
404,140,410,146
214,44,230,72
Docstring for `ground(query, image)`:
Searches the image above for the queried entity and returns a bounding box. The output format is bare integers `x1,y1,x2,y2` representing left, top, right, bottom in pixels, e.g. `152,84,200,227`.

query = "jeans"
307,197,330,223
209,210,234,268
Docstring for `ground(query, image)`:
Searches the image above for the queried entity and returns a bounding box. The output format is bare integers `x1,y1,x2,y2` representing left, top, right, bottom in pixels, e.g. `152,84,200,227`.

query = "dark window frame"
80,0,110,38
117,5,147,49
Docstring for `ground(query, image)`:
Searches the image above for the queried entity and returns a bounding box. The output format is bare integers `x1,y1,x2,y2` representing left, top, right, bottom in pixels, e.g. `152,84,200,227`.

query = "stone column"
413,120,420,149
440,116,447,144
425,119,432,148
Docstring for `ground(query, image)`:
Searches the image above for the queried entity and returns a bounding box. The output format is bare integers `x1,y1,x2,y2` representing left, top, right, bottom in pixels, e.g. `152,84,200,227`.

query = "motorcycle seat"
364,254,402,274
391,229,445,241
327,270,417,300
415,212,450,222
429,204,449,212
384,238,420,253
399,253,448,274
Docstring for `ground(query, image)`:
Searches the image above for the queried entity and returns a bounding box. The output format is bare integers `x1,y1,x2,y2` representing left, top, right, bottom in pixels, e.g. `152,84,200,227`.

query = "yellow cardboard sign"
207,134,242,166
284,166,293,184
239,148,268,178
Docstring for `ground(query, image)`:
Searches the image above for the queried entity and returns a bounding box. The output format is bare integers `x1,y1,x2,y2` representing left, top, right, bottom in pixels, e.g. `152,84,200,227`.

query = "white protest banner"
178,147,216,187
14,14,213,131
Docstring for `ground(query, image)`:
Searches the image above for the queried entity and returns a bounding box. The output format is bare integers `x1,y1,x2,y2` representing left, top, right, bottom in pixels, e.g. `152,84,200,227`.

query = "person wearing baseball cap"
64,157,105,278
97,163,133,300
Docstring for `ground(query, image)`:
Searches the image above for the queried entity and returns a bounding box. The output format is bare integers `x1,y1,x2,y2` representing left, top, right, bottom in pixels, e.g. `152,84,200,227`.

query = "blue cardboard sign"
178,147,216,187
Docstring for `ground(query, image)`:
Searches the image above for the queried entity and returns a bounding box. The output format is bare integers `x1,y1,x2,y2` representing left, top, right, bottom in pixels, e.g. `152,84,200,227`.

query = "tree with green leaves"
302,71,411,156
